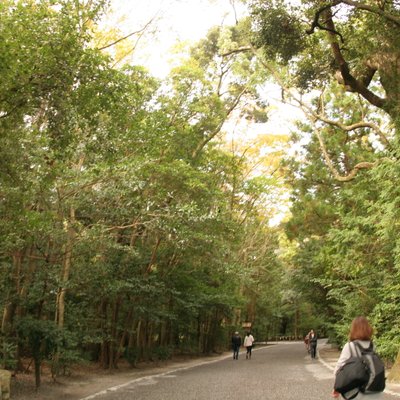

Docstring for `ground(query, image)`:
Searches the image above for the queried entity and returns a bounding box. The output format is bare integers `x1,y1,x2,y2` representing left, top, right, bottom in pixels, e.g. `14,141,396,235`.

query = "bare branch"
230,0,239,25
220,46,252,57
309,109,391,148
191,86,248,159
253,46,391,180
341,0,400,27
315,129,378,181
103,222,141,232
305,0,344,42
111,23,150,67
98,16,156,51
253,46,389,147
324,9,387,109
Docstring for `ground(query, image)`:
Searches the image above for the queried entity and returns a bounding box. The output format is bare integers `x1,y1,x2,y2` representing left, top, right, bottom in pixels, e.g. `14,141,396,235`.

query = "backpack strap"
341,342,362,400
342,390,361,400
352,341,371,393
353,340,374,356
352,340,366,357
349,342,354,357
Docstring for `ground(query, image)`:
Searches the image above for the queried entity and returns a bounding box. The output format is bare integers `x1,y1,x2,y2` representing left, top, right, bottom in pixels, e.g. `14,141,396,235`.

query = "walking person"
231,331,242,360
304,331,310,353
244,331,255,359
309,329,317,359
332,316,384,399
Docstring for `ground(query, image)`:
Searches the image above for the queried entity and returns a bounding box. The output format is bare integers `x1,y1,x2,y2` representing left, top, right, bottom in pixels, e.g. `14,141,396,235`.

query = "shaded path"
79,341,398,400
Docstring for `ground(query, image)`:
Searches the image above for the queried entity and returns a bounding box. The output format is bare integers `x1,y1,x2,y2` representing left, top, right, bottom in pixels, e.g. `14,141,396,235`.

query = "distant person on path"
304,331,310,353
243,331,255,359
231,331,242,360
332,316,383,399
309,329,317,359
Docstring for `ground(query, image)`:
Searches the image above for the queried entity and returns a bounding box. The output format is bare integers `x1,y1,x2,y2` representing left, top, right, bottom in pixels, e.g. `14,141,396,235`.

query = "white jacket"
243,334,254,347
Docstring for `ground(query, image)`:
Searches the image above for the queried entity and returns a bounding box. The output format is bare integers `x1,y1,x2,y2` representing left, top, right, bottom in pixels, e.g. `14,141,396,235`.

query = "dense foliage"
249,0,400,370
0,0,288,387
2,0,400,387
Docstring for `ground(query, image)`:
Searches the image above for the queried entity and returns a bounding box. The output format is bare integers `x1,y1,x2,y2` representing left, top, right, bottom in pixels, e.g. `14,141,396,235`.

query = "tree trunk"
1,251,24,333
197,317,202,354
99,300,109,368
145,237,161,274
34,355,41,390
114,309,133,365
16,245,37,318
55,155,84,329
55,206,75,329
108,297,121,369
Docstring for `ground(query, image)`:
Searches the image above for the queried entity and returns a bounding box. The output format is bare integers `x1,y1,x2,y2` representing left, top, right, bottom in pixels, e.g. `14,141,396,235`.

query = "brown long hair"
349,316,373,341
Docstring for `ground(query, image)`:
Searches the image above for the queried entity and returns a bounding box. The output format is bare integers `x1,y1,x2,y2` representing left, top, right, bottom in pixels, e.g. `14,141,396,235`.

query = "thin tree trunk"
55,154,84,328
109,297,121,369
145,237,161,274
99,300,108,368
34,355,41,390
114,314,132,365
1,251,24,333
146,320,153,359
55,206,75,329
16,245,37,317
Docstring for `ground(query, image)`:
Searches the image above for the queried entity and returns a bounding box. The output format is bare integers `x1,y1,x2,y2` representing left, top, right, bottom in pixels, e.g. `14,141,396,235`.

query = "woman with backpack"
332,316,385,399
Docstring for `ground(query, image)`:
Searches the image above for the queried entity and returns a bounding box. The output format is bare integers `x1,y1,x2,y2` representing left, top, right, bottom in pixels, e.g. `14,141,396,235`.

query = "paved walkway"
318,340,400,398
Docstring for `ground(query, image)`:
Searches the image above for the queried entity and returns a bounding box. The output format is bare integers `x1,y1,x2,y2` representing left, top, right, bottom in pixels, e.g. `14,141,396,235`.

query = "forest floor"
10,352,230,400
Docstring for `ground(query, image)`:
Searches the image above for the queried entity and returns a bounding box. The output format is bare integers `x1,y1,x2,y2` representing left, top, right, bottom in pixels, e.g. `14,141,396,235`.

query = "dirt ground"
10,354,229,400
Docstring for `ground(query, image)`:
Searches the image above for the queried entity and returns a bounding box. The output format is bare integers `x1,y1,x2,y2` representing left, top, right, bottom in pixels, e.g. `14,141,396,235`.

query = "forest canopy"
1,0,400,386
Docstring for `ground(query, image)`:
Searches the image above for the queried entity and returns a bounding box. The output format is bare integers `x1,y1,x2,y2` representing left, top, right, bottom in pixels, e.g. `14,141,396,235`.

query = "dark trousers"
310,343,317,358
246,346,252,358
233,346,239,359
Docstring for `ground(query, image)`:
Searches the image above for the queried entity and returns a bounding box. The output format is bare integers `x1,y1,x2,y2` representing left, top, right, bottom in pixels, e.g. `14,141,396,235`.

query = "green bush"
0,337,17,369
125,347,139,367
151,346,172,361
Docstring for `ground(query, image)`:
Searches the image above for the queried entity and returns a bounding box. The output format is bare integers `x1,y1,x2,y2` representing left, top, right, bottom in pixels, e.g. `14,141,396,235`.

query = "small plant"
50,348,84,378
151,346,172,361
0,337,17,369
125,347,139,367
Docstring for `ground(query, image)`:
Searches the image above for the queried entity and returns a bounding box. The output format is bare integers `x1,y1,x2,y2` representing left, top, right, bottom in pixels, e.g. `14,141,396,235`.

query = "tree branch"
220,46,252,57
315,129,378,181
309,100,391,148
98,17,156,51
191,86,248,159
305,0,344,41
324,9,387,110
341,0,400,27
253,46,390,148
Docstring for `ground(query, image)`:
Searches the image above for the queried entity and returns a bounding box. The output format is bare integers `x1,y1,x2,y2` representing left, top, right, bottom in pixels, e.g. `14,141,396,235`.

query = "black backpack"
334,341,385,400
353,341,386,393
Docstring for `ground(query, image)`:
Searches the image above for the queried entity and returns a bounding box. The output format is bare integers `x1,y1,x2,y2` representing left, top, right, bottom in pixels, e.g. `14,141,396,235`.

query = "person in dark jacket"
309,329,318,359
231,331,242,360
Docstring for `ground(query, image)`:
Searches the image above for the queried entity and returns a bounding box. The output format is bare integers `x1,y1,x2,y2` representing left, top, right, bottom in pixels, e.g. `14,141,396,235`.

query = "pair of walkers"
304,329,318,359
231,331,254,360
